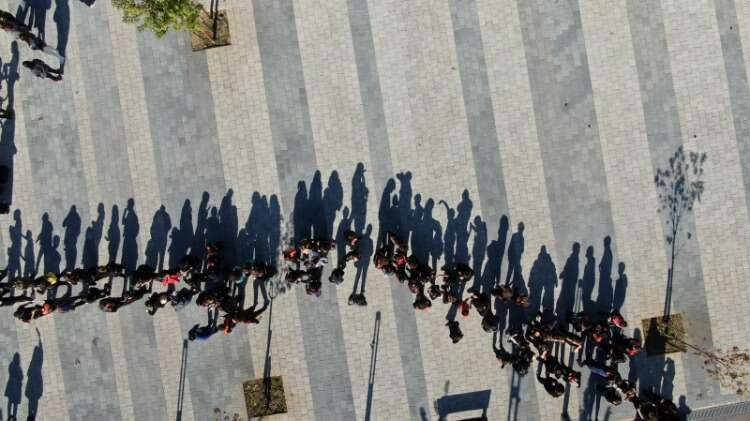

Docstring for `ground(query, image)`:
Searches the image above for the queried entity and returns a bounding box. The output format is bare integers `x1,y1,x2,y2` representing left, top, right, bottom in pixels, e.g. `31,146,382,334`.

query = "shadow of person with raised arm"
145,205,171,271
0,43,20,212
191,192,209,259
61,206,80,272
596,236,613,313
25,329,43,421
105,205,120,264
168,200,193,270
121,198,139,274
469,216,487,291
527,246,557,320
556,242,580,322
53,0,69,63
612,262,627,313
81,204,105,270
218,189,238,267
396,172,412,241
439,200,456,268
6,209,23,279
454,190,472,265
323,171,343,241
22,230,36,278
376,178,397,249
4,353,22,421
350,165,367,236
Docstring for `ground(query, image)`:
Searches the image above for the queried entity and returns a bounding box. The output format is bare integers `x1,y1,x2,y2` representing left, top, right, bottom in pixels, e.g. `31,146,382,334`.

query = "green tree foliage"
112,0,202,38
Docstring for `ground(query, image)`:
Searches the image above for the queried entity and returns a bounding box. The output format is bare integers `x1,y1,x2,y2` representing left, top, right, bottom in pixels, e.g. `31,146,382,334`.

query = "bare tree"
654,146,706,319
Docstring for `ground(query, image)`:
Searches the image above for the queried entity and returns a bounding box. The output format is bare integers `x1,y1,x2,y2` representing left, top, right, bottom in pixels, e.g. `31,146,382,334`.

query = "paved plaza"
0,0,749,420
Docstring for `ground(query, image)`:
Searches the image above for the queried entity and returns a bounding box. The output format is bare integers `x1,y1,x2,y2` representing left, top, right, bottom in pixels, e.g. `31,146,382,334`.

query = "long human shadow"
145,205,172,272
469,215,487,290
527,245,556,320
323,171,343,242
168,199,193,270
81,204,105,270
375,178,397,250
22,229,36,278
61,206,80,272
121,198,139,275
16,0,50,41
37,213,60,278
351,224,373,297
105,205,120,264
443,192,473,322
53,0,70,61
0,42,20,213
25,330,43,421
350,164,366,235
4,352,23,421
6,209,23,279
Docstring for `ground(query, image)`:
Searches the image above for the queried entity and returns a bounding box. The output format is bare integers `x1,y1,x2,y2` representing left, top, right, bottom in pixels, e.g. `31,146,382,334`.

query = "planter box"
191,8,230,51
642,313,687,356
244,376,287,418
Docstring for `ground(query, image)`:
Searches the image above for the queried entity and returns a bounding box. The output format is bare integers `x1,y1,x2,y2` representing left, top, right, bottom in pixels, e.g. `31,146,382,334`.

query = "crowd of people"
0,209,682,420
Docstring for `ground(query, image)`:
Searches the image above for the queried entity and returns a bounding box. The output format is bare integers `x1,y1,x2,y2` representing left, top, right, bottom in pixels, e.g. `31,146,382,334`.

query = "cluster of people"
0,8,65,87
3,241,280,342
1,214,682,420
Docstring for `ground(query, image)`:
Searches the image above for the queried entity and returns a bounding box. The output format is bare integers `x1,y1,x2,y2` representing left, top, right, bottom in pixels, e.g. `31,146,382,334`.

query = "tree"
665,331,750,395
654,146,706,319
112,0,202,38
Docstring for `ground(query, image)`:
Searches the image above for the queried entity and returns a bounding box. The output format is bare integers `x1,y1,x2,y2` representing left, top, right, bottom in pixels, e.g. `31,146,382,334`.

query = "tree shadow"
0,42,20,213
25,331,43,421
4,352,22,421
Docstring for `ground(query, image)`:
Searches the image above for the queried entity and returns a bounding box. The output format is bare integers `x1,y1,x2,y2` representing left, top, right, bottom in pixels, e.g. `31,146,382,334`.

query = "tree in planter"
112,0,202,38
654,146,706,319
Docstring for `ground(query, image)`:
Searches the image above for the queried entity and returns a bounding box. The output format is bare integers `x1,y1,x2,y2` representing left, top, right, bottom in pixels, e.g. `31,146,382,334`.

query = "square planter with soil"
642,313,687,356
244,376,287,418
191,7,231,51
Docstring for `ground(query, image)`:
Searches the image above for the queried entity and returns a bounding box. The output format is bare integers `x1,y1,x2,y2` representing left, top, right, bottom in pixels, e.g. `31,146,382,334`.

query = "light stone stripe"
65,7,134,421
663,0,750,384
578,2,689,415
475,0,576,419
367,1,516,419
293,1,412,419
104,3,196,420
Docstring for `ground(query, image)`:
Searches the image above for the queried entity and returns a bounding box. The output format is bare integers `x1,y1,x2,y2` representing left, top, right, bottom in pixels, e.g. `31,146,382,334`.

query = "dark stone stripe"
346,0,429,418
135,30,254,420
72,5,168,419
448,0,509,238
627,0,718,403
516,1,622,418
715,0,750,221
252,1,356,419
13,2,125,415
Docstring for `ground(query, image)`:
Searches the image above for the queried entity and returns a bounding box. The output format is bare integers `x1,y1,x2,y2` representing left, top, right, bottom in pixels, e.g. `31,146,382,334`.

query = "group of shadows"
1,165,694,421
